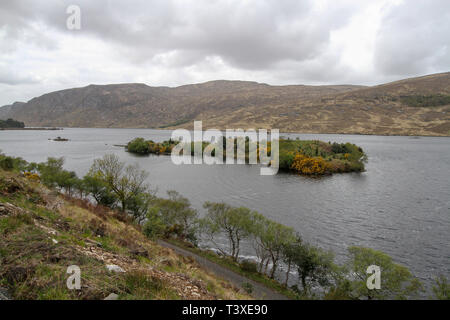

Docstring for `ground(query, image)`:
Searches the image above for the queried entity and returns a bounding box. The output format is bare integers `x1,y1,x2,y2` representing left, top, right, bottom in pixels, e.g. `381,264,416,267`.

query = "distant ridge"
1,72,449,136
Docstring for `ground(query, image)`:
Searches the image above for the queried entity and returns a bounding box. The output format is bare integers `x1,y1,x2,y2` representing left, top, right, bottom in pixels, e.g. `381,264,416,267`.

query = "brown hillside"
1,72,449,136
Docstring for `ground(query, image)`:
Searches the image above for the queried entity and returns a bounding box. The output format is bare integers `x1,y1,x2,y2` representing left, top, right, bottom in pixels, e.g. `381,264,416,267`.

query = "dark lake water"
1,128,449,294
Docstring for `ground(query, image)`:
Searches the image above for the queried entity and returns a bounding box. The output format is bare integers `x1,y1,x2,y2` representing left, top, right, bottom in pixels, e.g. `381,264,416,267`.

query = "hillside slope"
0,170,250,300
1,72,450,135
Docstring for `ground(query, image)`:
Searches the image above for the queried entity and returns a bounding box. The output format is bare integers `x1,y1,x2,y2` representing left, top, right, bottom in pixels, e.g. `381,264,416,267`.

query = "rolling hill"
1,72,450,136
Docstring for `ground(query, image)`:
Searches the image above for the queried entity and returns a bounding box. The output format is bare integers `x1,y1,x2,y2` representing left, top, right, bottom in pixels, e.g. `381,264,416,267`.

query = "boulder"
104,293,119,300
106,264,125,273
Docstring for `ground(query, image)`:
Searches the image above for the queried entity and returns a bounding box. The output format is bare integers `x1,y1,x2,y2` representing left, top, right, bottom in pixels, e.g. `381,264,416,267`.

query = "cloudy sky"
0,0,449,105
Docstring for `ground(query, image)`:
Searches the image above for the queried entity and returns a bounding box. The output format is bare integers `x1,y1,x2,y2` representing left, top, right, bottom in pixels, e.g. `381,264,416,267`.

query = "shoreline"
0,127,63,131
15,125,450,137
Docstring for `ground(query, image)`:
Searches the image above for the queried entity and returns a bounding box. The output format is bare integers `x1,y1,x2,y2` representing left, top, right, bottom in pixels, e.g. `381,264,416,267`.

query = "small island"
0,118,25,129
126,137,367,175
0,118,62,130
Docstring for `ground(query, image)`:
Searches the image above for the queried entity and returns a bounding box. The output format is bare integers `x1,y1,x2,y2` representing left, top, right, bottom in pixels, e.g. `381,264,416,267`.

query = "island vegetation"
0,118,25,129
126,137,367,175
1,151,447,300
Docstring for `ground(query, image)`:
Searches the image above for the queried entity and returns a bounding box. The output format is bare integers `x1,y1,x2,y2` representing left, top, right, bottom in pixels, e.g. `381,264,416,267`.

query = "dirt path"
157,240,289,300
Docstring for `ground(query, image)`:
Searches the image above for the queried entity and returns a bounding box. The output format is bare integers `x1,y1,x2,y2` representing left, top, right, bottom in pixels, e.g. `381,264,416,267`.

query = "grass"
399,94,450,108
0,169,250,300
158,118,191,128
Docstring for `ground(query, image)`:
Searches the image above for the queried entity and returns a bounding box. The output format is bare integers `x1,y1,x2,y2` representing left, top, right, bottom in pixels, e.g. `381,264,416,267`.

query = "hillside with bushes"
0,156,250,300
1,152,448,300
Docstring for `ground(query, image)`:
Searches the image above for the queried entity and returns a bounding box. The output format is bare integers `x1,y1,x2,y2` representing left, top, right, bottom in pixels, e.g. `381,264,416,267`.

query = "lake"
1,128,449,294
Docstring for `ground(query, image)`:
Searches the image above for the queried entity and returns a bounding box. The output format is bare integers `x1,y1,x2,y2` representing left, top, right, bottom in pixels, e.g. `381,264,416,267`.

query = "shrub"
331,143,348,154
24,172,40,182
127,138,150,154
0,157,14,170
241,282,254,294
240,260,258,273
291,154,330,175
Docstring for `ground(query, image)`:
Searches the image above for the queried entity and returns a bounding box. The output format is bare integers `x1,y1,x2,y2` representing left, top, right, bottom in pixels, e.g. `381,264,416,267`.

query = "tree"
126,192,155,224
164,190,198,239
82,174,117,207
37,157,65,187
54,170,78,196
346,246,422,299
248,212,297,279
201,202,253,261
141,190,198,240
262,221,297,279
292,243,334,294
432,275,450,300
249,212,272,273
127,138,150,154
89,154,149,212
143,207,167,239
281,236,303,286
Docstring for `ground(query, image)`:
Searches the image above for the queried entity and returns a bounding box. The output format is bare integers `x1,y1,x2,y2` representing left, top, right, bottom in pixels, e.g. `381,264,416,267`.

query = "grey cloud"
1,0,362,69
0,68,37,85
375,0,450,76
0,0,450,106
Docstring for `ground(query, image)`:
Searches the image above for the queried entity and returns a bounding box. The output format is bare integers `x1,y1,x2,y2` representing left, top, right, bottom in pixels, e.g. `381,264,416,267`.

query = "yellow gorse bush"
24,171,40,182
290,153,331,175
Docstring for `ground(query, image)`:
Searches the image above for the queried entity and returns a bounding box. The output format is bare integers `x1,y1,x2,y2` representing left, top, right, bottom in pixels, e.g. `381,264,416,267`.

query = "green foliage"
240,260,258,273
127,138,150,154
37,157,65,187
0,118,25,128
143,207,168,240
241,282,254,294
331,142,348,154
125,136,367,175
278,140,366,174
400,94,450,108
432,275,450,300
291,242,334,294
250,212,297,279
89,154,149,212
0,156,14,170
158,118,191,128
81,175,117,207
0,153,27,172
346,246,422,299
126,138,179,155
201,202,254,261
141,190,199,242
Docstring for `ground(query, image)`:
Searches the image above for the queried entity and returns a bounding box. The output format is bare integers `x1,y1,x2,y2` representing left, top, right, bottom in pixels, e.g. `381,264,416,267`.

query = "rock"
129,246,148,258
104,293,119,300
51,238,58,244
160,258,174,267
0,287,11,300
85,239,103,248
106,264,125,273
0,202,24,216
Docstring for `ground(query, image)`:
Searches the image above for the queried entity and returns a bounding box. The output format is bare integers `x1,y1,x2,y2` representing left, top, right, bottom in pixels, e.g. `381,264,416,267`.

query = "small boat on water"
52,136,69,142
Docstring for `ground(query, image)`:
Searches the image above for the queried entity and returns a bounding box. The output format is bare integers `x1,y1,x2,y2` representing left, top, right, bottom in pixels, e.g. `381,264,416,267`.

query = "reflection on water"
1,128,449,293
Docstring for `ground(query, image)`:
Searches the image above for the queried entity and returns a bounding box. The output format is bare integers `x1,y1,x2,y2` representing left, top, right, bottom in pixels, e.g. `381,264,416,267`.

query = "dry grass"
0,170,250,300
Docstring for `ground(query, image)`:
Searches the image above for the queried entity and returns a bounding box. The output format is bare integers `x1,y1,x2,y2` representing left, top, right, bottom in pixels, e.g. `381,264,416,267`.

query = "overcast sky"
0,0,449,105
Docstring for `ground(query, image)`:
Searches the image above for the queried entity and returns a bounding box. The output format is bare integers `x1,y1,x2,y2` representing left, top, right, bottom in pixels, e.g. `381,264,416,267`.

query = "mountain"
1,72,450,136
